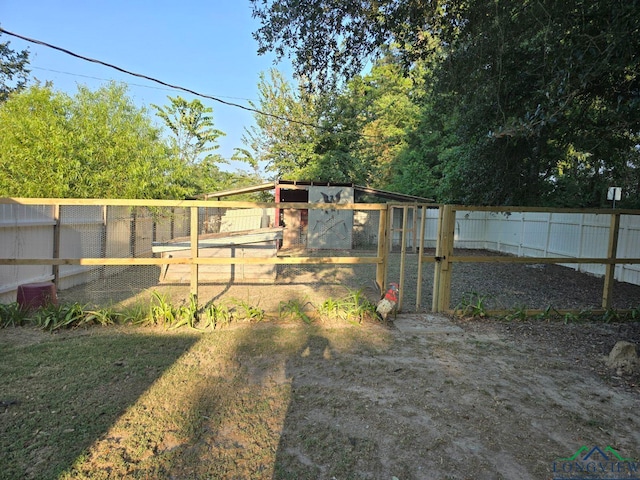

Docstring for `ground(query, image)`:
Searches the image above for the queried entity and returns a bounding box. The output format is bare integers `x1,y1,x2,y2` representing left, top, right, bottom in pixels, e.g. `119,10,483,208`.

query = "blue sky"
0,1,292,172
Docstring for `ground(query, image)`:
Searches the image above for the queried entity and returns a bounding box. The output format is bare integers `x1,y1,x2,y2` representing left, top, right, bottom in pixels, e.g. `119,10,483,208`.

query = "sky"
0,0,293,172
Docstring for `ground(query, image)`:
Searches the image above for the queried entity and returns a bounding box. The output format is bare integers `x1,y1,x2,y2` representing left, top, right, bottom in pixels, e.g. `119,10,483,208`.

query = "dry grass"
0,322,390,480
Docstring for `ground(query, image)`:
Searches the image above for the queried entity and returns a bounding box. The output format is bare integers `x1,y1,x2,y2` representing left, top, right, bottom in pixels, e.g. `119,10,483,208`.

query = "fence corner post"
434,205,455,313
376,206,388,295
602,212,621,309
190,205,199,300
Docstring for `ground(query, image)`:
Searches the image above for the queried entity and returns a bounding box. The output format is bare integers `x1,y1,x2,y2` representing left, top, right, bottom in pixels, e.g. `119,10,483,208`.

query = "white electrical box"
607,187,622,201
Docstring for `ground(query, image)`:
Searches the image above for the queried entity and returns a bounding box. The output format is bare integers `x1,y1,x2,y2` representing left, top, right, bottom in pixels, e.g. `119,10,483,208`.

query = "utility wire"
0,27,381,139
31,66,257,102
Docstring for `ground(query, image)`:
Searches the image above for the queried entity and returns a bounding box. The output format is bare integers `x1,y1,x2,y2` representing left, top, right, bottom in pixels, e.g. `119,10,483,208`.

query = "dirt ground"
268,314,640,479
3,313,640,479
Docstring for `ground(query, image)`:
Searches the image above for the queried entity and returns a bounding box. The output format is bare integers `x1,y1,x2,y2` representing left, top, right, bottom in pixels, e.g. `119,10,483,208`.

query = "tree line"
2,1,639,207
249,0,640,207
0,34,261,199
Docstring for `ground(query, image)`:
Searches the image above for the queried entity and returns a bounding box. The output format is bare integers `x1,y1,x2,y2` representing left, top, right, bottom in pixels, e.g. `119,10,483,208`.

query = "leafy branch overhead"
251,0,640,207
152,96,225,165
0,32,30,102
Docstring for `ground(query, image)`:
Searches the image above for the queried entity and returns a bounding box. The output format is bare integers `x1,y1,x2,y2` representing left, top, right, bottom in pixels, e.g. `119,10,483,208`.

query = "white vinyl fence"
449,210,640,286
0,204,190,303
387,206,640,286
2,202,639,304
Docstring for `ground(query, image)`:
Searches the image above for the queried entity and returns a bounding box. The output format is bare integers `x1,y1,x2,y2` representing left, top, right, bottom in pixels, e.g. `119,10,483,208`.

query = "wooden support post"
100,205,108,278
376,207,388,295
602,213,620,309
416,205,427,311
411,205,418,253
190,206,199,299
388,206,395,252
436,205,455,312
52,204,61,287
398,205,409,312
432,206,444,312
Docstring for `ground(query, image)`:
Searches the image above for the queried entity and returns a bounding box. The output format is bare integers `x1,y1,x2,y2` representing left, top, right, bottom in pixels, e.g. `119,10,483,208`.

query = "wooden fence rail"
1,198,640,314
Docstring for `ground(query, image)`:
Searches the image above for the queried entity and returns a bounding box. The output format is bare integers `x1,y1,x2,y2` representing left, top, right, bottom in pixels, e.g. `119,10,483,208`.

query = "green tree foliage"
152,95,231,196
253,0,640,207
244,57,422,186
0,82,180,198
152,96,225,165
242,69,322,179
251,0,449,85
0,32,30,102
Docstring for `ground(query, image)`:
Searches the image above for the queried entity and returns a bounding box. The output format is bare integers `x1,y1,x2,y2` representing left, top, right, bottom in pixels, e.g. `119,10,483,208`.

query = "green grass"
0,326,199,480
0,321,390,480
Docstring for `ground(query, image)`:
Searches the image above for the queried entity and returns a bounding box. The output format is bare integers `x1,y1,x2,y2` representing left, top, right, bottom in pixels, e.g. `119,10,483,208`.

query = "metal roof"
199,180,434,203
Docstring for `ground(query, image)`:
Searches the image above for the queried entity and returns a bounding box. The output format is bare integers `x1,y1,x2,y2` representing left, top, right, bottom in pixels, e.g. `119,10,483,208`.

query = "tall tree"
0,32,30,102
152,96,225,165
242,69,321,179
253,0,640,206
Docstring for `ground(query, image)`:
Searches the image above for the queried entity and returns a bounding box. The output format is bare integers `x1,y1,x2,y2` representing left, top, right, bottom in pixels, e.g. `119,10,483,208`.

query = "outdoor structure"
1,191,639,315
203,180,431,251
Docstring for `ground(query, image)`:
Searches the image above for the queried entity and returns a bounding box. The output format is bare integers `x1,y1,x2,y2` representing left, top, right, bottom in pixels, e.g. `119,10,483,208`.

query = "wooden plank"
398,205,408,312
190,206,199,298
416,205,427,310
0,197,388,211
437,205,455,312
52,204,60,287
432,206,445,312
449,256,640,264
602,213,621,309
152,228,284,253
0,256,382,266
376,206,387,296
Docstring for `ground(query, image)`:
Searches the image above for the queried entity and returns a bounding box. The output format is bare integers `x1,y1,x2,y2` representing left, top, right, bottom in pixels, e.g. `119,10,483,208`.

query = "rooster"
376,283,399,322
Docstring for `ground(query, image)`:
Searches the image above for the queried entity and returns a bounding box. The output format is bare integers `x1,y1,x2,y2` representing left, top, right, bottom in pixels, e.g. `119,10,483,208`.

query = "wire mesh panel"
444,209,640,312
3,200,638,313
0,204,55,303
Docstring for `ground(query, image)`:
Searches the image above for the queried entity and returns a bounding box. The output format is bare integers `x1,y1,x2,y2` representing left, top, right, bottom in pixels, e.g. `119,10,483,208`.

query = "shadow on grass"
0,328,199,480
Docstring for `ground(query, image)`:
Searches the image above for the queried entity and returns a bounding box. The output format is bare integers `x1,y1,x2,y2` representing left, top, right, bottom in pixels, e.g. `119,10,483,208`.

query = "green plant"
279,298,314,324
83,306,122,326
318,297,343,320
533,305,558,322
602,308,620,324
149,291,179,328
201,301,232,329
119,303,149,325
32,302,86,331
318,289,377,324
341,288,377,323
0,302,30,328
456,292,491,318
627,307,640,321
502,305,528,322
169,294,199,330
230,298,265,322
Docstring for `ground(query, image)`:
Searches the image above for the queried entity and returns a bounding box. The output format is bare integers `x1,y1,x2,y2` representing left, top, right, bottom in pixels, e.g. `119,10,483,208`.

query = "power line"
0,27,379,138
30,66,258,102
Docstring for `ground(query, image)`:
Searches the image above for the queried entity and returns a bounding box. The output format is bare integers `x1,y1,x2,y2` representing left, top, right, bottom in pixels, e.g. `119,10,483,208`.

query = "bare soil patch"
270,315,640,479
5,315,637,479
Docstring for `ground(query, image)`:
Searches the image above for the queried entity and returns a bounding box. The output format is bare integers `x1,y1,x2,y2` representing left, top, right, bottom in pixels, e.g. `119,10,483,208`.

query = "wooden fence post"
52,204,61,287
416,205,427,311
376,206,388,295
434,205,455,312
602,213,621,309
190,206,199,299
398,205,409,312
